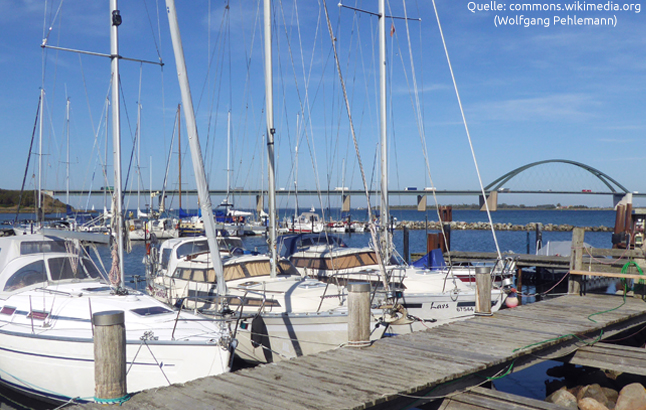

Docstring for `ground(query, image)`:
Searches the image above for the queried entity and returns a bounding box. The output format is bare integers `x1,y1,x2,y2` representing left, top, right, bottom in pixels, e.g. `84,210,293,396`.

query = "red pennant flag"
390,23,395,37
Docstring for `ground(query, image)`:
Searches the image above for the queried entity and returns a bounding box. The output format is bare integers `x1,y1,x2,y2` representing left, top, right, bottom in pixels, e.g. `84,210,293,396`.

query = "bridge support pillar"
613,192,632,209
256,195,264,214
479,191,498,212
417,195,426,212
342,194,351,213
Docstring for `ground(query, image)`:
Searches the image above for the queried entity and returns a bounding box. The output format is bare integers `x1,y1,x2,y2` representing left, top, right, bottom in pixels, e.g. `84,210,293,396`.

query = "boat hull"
0,330,230,403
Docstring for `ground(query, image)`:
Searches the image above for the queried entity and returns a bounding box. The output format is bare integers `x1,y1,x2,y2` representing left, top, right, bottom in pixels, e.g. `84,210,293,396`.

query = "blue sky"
1,0,644,211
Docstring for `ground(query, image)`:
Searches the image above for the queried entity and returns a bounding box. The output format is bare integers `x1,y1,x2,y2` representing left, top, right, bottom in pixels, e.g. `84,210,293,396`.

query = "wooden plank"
444,387,570,410
569,343,646,376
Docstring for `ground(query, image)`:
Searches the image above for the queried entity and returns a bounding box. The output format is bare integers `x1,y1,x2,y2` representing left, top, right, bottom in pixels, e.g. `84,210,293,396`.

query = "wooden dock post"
347,282,370,347
568,227,585,295
93,310,127,402
475,267,492,315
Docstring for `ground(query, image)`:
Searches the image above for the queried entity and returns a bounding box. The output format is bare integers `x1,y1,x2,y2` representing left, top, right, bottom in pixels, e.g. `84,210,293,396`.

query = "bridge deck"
77,294,646,410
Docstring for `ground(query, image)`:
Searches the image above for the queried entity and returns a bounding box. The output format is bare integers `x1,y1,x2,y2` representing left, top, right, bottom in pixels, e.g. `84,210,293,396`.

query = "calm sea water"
0,209,617,406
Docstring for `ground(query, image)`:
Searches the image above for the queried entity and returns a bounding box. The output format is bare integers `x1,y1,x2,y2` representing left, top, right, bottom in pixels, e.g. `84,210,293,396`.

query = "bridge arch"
484,159,629,193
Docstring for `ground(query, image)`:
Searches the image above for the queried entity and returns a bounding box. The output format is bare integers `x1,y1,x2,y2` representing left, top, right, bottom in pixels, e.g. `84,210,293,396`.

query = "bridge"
50,160,642,210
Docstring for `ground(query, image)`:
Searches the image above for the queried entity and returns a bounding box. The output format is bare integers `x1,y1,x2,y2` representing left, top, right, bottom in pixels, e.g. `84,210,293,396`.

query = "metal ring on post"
93,310,125,326
347,282,371,347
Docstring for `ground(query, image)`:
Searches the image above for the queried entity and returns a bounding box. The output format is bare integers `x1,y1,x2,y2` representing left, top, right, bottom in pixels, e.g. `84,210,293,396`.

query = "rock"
603,387,619,403
615,383,646,410
545,387,578,409
578,384,609,406
579,397,610,410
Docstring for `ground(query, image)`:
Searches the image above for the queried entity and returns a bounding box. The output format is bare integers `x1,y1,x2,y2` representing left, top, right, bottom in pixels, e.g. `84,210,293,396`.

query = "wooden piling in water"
347,282,370,347
475,267,492,315
93,310,127,402
568,227,585,295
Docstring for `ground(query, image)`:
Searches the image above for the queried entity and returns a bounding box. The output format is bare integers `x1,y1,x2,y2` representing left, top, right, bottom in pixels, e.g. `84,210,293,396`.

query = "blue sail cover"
411,248,446,270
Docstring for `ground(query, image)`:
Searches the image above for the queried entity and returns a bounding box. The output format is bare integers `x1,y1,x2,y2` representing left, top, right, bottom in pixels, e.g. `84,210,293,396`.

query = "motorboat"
0,234,232,404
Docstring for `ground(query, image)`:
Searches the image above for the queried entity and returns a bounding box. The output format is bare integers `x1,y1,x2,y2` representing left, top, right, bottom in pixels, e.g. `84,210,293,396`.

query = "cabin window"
223,264,247,281
49,257,87,281
244,261,272,278
277,260,299,276
292,258,310,268
4,260,47,291
205,268,216,282
0,306,16,315
161,249,172,270
131,306,173,316
20,241,67,255
81,259,103,279
309,258,326,270
180,268,193,280
192,269,206,282
358,252,378,265
176,240,209,259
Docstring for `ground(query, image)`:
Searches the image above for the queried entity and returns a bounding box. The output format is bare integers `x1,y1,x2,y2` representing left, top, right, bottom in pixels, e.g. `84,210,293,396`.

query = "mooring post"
568,227,585,295
93,310,127,402
475,267,492,315
347,282,371,347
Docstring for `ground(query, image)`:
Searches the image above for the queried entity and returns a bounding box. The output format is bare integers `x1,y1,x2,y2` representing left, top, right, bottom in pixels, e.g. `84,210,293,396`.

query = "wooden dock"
76,293,646,410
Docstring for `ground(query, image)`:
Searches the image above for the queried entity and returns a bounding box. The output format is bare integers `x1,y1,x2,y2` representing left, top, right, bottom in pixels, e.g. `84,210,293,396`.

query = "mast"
136,100,141,215
264,0,277,278
104,99,109,212
178,104,182,211
110,0,125,287
66,97,70,206
166,0,227,296
38,88,44,223
226,110,231,203
294,113,299,220
378,0,389,261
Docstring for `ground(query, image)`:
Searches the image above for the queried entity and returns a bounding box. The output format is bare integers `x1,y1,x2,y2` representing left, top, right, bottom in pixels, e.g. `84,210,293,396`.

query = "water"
0,209,618,406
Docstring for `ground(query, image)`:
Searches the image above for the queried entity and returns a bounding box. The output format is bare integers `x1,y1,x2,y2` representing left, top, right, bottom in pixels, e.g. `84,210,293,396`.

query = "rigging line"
431,0,502,259
142,0,163,62
41,0,65,47
324,0,390,292
118,79,137,202
15,96,42,224
196,2,228,114
276,0,326,218
396,0,452,258
203,9,229,181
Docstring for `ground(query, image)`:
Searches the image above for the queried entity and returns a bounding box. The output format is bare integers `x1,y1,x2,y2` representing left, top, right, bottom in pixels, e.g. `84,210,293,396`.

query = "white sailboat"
279,0,515,333
0,2,233,403
148,0,397,364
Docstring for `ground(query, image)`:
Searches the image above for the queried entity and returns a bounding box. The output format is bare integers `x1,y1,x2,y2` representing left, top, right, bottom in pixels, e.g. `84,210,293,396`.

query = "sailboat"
0,1,232,403
274,0,515,333
148,0,397,364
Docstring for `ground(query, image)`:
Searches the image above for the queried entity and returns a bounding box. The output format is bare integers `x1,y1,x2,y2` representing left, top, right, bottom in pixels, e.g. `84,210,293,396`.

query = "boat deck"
76,293,646,410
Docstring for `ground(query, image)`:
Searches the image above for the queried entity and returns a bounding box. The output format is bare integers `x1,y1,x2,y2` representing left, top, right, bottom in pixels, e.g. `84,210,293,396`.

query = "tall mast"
136,100,141,214
110,0,125,287
66,97,70,206
378,0,389,261
104,99,109,212
166,0,227,296
38,88,44,223
178,104,182,211
264,0,277,278
226,110,231,202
